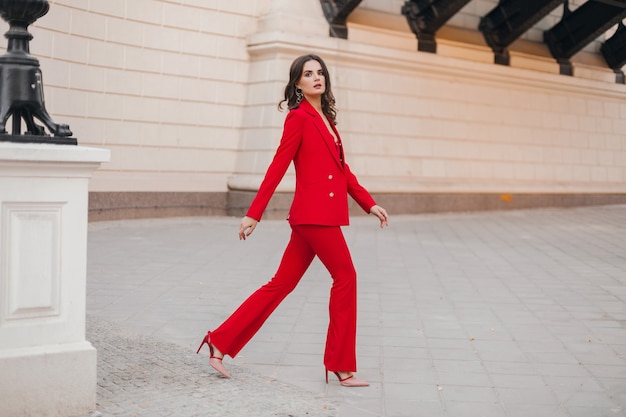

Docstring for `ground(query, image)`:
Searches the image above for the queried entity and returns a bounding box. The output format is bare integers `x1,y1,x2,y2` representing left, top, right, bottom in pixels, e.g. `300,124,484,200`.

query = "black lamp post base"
0,133,77,145
0,0,76,144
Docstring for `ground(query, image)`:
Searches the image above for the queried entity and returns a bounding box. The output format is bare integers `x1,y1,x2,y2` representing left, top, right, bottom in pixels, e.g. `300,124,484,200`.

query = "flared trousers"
210,224,358,372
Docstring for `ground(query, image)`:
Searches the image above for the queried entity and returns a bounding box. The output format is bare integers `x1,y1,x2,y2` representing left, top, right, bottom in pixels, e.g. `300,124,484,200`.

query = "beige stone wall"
31,0,266,193
7,0,625,218
234,0,626,197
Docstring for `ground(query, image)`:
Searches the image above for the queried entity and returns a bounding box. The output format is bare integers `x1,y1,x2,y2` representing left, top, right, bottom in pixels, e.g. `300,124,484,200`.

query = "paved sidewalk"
86,205,626,417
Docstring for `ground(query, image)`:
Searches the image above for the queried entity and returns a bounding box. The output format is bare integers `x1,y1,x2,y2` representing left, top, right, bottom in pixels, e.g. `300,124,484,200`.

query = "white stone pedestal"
0,142,110,417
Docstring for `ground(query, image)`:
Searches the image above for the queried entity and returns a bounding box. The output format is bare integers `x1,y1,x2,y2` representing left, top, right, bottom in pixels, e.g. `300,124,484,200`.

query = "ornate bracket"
601,21,626,83
544,0,626,76
402,0,471,53
319,0,362,39
479,0,564,66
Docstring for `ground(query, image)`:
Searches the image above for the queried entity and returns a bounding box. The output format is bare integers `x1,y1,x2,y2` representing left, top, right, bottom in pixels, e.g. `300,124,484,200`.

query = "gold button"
328,174,333,180
329,192,334,197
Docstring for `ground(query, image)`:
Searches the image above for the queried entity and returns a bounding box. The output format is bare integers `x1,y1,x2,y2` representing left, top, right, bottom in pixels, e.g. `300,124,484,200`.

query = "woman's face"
296,59,325,99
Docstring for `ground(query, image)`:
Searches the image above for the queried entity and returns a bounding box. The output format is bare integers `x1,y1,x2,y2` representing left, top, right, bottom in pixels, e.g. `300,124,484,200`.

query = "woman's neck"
305,95,322,112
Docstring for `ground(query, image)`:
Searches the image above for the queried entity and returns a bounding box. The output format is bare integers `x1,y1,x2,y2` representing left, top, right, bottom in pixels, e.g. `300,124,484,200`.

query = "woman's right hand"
239,216,258,240
369,205,389,228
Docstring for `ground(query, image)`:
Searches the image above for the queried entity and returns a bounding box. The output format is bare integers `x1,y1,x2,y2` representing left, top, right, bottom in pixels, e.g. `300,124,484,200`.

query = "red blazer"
246,99,376,226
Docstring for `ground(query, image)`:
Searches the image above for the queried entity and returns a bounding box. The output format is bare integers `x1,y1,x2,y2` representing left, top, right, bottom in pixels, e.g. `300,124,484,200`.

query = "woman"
197,54,389,387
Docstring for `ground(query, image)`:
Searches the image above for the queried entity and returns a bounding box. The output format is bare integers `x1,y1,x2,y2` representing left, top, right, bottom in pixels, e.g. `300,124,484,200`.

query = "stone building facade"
24,0,626,220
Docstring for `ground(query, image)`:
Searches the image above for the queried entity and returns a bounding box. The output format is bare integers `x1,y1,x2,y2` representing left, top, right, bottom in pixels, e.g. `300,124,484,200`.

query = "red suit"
210,99,376,372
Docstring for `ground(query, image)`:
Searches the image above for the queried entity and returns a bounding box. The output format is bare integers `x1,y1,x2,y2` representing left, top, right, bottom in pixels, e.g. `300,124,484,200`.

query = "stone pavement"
86,205,626,417
86,315,337,417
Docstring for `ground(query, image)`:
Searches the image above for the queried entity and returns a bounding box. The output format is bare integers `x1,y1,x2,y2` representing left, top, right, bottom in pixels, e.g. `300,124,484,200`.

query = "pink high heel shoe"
196,331,231,378
325,369,369,387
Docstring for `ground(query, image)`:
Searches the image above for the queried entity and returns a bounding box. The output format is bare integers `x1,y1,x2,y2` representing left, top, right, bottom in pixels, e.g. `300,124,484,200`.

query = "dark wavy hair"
278,54,337,124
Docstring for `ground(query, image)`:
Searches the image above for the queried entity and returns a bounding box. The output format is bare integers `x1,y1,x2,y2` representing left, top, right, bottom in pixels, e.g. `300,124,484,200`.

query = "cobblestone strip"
86,315,338,417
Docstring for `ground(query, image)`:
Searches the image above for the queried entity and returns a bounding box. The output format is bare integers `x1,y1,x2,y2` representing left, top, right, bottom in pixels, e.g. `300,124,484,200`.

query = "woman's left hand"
239,216,258,240
369,205,389,228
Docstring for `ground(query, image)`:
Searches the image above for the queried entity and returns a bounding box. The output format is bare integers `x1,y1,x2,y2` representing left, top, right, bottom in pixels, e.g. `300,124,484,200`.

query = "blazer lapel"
300,100,344,169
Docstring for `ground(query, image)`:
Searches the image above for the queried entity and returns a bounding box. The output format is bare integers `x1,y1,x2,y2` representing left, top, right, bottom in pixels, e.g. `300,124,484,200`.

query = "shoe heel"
196,332,209,354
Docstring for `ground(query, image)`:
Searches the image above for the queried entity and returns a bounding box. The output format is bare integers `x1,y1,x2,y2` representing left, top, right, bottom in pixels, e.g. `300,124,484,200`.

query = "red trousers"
210,224,358,372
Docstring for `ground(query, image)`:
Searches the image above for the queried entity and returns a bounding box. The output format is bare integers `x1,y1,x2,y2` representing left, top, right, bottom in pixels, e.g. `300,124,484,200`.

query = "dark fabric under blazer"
246,99,376,226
